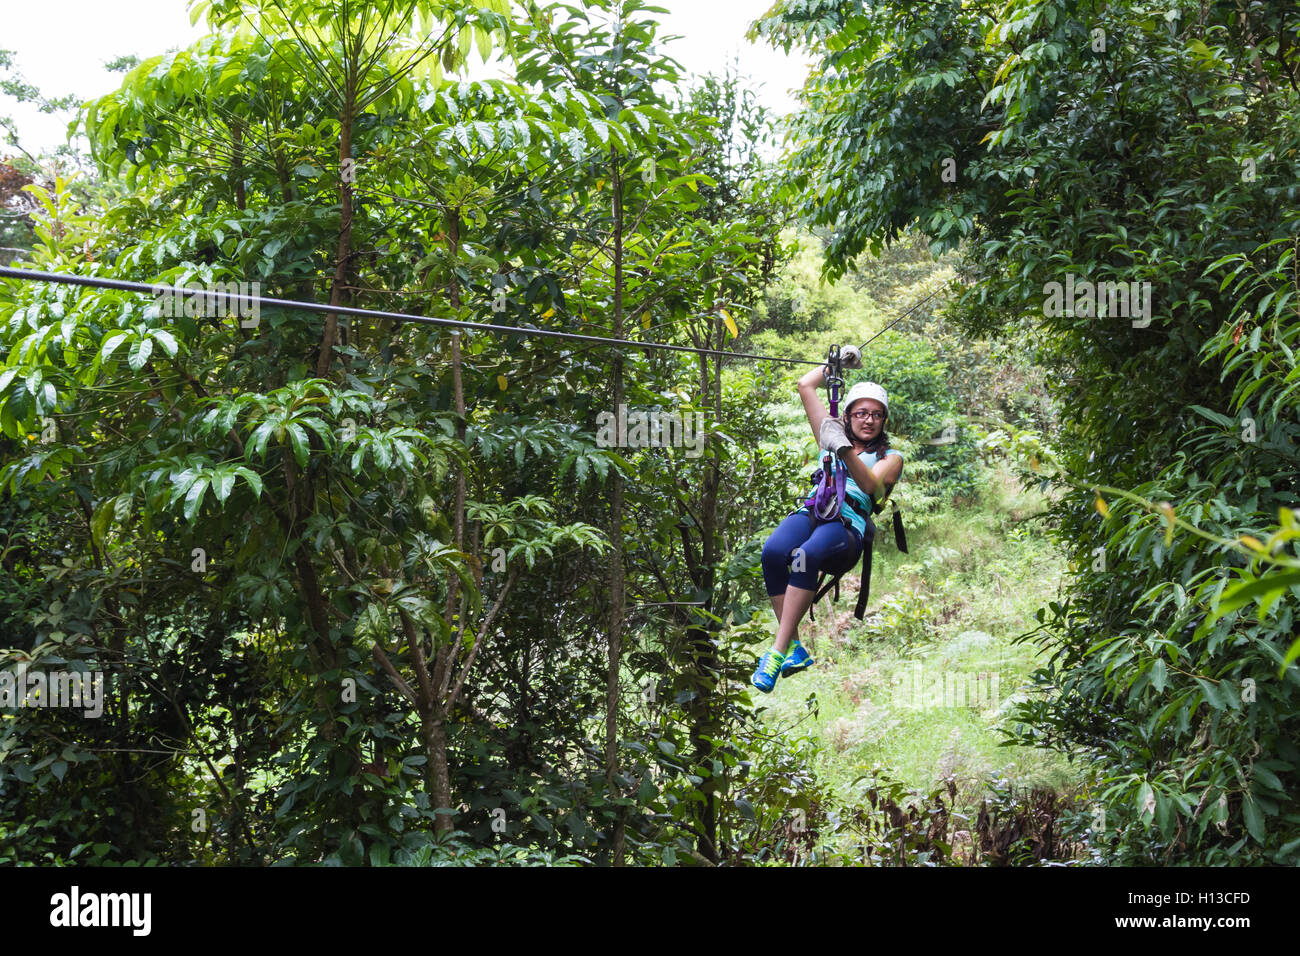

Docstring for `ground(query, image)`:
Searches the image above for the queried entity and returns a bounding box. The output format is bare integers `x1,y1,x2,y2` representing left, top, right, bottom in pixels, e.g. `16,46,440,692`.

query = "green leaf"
234,466,263,498
127,336,153,371
1137,782,1155,826
1217,571,1300,614
1242,794,1265,842
212,469,235,503
99,331,131,364
1282,635,1300,674
1150,657,1167,693
90,494,126,548
286,423,309,468
151,329,179,357
1252,766,1284,792
248,421,275,460
183,476,209,521
1194,677,1222,710
1155,791,1173,834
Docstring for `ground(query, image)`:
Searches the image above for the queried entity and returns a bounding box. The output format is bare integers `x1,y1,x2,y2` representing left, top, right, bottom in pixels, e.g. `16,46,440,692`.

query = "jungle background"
1,0,1298,866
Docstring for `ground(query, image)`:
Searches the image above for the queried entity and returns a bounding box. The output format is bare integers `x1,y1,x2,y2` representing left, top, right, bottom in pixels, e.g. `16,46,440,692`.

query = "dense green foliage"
754,0,1300,863
0,0,820,865
6,0,1296,868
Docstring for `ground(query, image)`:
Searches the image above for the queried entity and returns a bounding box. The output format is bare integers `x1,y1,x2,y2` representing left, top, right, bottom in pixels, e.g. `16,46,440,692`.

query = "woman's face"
845,398,886,443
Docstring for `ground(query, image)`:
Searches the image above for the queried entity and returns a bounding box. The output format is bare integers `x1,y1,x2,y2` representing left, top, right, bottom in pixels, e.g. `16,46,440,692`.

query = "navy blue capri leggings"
762,511,865,596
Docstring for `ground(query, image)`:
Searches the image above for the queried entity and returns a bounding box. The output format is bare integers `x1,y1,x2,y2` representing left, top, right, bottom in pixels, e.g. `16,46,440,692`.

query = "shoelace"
761,653,784,677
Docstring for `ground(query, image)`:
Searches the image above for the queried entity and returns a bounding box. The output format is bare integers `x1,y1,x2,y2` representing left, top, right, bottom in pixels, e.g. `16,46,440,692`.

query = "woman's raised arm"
797,366,830,445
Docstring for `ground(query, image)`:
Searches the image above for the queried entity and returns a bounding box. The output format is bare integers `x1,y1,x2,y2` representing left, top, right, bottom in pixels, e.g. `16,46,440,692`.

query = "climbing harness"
799,345,910,622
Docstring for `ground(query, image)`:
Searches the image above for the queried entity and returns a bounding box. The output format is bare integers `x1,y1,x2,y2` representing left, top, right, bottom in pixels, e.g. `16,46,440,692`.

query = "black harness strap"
808,568,842,623
891,503,908,554
854,535,874,620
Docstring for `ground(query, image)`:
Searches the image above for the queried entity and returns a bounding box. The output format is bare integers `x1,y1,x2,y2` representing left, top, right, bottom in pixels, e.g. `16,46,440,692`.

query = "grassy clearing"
756,459,1083,831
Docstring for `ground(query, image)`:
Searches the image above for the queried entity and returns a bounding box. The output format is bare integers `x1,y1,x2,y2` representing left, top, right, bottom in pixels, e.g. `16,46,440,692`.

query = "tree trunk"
315,86,355,378
433,210,467,834
684,326,724,862
426,714,453,832
606,150,628,865
230,119,246,211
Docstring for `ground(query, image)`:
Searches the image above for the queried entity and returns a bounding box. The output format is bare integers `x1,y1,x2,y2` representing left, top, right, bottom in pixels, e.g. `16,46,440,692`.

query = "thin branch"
372,641,419,704
447,566,520,711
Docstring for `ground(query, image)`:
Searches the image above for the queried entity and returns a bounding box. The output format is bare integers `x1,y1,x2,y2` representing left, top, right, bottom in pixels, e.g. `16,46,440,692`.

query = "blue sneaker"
781,640,815,676
750,650,785,693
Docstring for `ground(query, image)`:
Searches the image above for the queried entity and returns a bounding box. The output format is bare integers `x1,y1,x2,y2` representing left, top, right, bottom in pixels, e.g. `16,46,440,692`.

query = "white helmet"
843,381,888,418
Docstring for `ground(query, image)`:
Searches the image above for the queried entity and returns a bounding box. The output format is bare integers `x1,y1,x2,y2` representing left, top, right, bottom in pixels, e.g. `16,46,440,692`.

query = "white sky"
1,0,814,155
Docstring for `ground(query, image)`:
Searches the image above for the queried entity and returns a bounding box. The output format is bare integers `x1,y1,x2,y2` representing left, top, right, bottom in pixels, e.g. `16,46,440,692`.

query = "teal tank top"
798,447,903,538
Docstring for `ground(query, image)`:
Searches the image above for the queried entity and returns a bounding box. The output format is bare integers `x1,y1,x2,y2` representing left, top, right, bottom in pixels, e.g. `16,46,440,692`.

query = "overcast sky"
2,0,814,155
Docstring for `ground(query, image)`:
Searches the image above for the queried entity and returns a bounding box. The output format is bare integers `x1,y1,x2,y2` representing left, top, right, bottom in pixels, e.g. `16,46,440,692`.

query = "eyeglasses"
849,410,886,422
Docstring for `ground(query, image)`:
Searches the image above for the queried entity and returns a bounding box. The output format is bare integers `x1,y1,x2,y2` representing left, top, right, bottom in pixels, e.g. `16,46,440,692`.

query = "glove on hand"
840,345,863,369
820,417,852,457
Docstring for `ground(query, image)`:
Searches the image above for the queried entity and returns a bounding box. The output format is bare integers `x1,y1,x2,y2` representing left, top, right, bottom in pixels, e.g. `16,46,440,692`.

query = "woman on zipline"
751,347,903,692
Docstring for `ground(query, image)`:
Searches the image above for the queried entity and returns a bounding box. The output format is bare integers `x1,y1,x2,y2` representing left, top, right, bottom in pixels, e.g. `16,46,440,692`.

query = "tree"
0,0,814,866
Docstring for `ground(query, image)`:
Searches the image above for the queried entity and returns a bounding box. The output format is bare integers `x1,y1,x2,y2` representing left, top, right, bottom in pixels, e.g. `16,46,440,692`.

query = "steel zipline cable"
0,265,944,368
